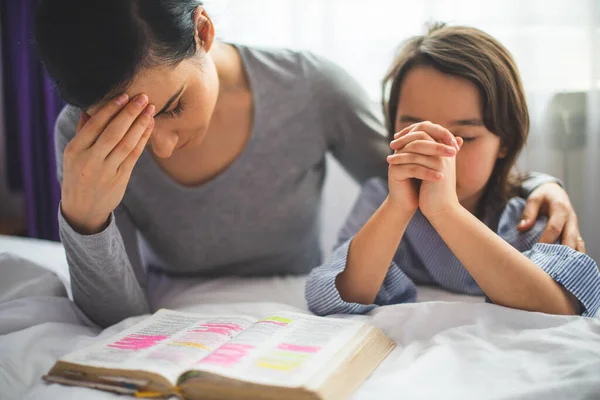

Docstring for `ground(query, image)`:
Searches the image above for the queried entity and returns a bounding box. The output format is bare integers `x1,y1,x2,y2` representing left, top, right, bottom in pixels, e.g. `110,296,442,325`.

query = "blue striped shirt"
306,178,600,317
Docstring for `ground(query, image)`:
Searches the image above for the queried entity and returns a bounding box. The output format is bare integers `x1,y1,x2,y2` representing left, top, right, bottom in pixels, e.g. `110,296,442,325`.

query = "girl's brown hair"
382,23,528,213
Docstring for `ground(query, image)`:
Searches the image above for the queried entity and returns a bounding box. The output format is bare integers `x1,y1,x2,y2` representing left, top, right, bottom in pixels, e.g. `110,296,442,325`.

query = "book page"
186,312,365,387
60,309,256,384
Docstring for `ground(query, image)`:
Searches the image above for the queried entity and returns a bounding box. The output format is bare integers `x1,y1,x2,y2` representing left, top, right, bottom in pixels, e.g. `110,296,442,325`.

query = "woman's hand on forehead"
60,93,155,235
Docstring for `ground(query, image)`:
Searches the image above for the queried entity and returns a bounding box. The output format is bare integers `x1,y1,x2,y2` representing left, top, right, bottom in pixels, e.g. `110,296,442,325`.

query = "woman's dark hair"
35,0,204,109
382,23,529,213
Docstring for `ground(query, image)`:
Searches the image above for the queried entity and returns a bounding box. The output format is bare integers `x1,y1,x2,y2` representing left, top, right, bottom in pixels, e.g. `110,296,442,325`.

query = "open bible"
43,309,395,399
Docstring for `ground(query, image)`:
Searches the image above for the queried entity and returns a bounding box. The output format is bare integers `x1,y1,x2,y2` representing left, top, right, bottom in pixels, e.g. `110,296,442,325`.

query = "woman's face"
87,7,218,159
394,66,506,212
125,54,219,159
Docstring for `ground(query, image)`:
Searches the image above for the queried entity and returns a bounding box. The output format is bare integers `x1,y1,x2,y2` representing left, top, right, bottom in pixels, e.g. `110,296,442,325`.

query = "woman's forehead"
129,64,189,104
86,61,189,115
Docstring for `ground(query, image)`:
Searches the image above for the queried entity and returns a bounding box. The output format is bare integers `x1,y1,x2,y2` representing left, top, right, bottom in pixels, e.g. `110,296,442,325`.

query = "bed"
1,234,599,400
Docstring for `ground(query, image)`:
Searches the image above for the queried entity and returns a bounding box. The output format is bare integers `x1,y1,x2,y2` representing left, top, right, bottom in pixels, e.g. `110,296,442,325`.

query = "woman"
35,0,582,327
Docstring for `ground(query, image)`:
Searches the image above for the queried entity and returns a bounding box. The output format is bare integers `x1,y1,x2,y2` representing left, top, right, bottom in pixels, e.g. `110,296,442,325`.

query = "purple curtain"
1,0,64,241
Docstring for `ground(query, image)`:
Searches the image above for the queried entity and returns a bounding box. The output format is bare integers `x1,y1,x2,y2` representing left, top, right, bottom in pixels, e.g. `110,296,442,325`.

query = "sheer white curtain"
207,0,600,260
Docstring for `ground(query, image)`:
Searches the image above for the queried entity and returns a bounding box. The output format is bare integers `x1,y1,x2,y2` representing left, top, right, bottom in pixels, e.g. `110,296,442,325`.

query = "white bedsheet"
0,235,599,400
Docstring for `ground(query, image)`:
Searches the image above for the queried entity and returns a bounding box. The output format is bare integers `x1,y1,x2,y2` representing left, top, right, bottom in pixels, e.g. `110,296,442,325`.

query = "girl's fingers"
389,164,443,182
387,152,444,172
392,139,456,156
423,123,458,149
393,123,420,139
118,118,154,175
91,94,150,159
106,105,155,169
71,94,130,151
393,121,458,149
391,131,436,151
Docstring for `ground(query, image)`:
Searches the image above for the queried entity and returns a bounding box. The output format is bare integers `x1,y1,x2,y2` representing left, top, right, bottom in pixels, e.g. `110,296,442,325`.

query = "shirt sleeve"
305,178,417,316
523,244,600,317
55,105,150,327
497,198,600,317
304,53,389,183
520,172,564,198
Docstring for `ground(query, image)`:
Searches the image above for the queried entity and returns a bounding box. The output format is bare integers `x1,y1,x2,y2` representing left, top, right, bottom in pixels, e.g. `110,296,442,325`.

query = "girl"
306,24,600,317
35,0,580,328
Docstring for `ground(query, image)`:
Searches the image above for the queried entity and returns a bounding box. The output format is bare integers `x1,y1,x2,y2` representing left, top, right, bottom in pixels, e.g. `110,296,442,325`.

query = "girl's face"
394,66,507,212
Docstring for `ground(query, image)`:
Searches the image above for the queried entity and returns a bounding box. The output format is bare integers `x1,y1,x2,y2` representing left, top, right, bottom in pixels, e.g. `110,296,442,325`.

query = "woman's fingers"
538,211,568,244
392,138,456,156
92,94,150,159
389,164,443,182
76,111,91,132
118,118,154,176
576,237,586,254
106,105,155,169
71,94,129,151
387,152,445,172
559,218,580,250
